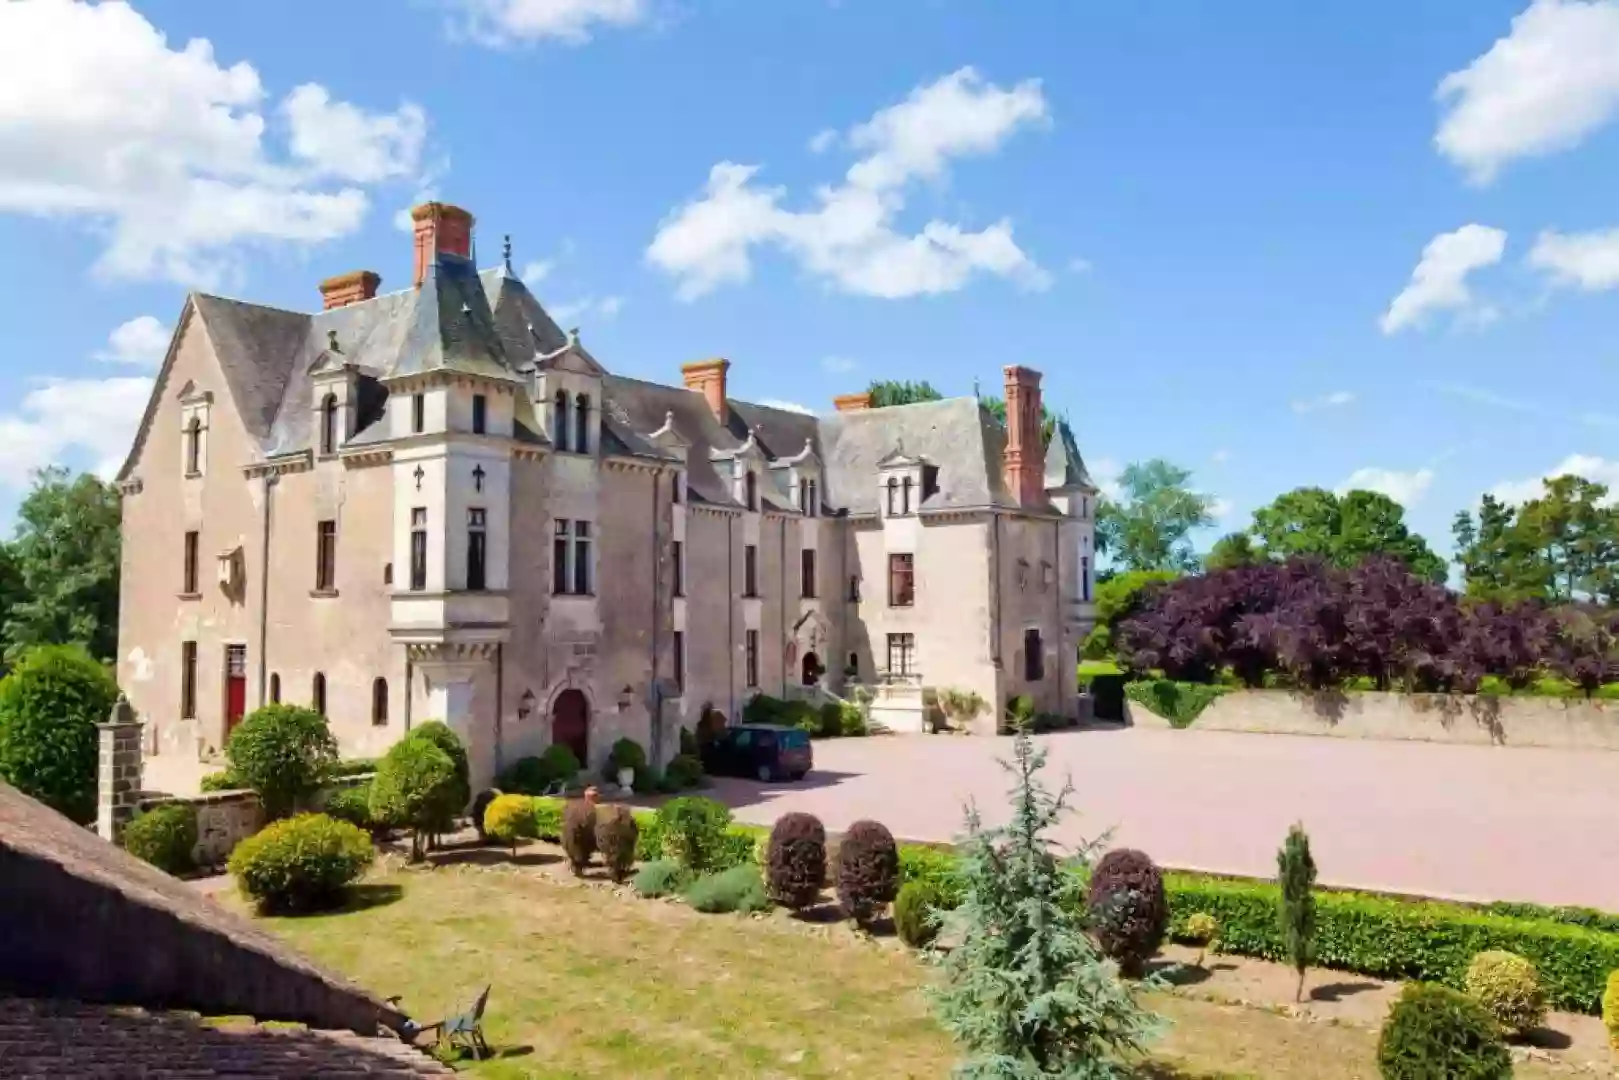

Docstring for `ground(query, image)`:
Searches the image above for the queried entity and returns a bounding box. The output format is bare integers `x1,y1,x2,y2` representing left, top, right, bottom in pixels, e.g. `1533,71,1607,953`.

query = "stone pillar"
97,696,144,843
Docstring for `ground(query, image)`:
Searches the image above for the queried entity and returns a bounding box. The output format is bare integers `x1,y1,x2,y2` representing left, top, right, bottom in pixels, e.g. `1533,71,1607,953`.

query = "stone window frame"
178,387,212,478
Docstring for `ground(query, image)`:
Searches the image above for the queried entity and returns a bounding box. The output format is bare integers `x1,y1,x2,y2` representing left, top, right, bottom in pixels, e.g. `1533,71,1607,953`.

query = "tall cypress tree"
929,731,1161,1077
1278,822,1317,1003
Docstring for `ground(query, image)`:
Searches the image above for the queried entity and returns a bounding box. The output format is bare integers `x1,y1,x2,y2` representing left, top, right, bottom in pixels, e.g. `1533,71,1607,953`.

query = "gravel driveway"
709,727,1619,910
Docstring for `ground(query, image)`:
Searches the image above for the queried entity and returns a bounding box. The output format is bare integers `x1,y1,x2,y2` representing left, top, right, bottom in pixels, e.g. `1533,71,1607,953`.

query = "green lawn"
253,861,1570,1079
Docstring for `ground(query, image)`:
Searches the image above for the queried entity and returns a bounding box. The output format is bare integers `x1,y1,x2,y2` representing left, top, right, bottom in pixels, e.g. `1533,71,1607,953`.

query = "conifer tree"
929,731,1161,1078
1277,822,1317,1002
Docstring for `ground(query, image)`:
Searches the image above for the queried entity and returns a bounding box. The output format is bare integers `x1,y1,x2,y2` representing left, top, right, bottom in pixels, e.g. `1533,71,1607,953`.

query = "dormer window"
319,393,339,455
745,470,757,511
552,389,570,452
901,476,913,515
885,477,898,515
184,416,203,476
575,394,590,454
799,477,819,517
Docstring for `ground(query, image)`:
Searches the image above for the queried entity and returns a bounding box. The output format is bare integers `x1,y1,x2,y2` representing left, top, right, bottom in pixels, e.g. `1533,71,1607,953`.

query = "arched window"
319,393,338,455
312,672,327,716
552,389,570,452
886,476,899,515
269,673,281,703
185,416,202,475
901,475,914,515
806,479,817,517
744,470,757,511
371,677,388,726
575,394,590,454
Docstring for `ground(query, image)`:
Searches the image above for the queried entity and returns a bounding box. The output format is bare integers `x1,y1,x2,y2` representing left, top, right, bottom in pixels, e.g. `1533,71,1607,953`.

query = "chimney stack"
318,270,381,310
833,392,872,413
411,202,475,288
681,358,731,424
1001,365,1045,507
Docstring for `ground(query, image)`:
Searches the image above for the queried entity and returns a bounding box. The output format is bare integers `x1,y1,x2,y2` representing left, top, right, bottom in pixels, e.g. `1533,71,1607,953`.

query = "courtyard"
705,726,1619,911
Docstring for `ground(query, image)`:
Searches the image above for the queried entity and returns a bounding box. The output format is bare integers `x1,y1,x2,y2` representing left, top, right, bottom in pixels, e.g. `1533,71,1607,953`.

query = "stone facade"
115,202,1100,790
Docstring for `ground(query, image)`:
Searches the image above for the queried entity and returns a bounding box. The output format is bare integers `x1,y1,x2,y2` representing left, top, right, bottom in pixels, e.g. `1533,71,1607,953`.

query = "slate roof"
132,252,1085,514
0,998,451,1079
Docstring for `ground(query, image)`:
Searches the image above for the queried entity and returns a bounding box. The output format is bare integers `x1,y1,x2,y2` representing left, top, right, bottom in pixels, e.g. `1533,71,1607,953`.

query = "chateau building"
115,203,1099,788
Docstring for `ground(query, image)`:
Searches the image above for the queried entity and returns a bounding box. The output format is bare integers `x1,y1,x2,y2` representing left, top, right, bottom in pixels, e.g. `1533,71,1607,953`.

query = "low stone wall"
138,775,372,868
1126,689,1619,751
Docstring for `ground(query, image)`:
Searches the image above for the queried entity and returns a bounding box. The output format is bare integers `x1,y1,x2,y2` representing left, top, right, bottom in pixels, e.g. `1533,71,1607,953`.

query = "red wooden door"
550,689,589,766
225,645,247,737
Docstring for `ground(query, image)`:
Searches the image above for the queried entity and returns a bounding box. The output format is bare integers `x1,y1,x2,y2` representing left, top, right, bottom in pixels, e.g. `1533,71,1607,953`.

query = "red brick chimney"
318,270,381,310
1001,365,1045,507
682,358,730,424
833,392,872,413
411,202,474,288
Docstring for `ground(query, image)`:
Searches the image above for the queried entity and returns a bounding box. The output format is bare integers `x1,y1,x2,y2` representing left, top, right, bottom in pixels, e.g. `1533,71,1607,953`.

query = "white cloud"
1067,256,1093,273
521,259,554,285
0,375,153,487
1379,224,1507,334
1208,497,1234,521
646,67,1051,301
549,295,624,325
807,128,838,154
96,316,170,367
1436,0,1619,184
1091,455,1122,501
1337,467,1435,507
821,355,857,374
1489,452,1619,504
1529,226,1619,290
758,399,816,416
1290,390,1356,414
0,0,426,287
448,0,648,45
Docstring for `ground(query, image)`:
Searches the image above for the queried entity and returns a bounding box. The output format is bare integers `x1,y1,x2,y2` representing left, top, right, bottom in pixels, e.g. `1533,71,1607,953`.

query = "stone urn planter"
616,766,635,793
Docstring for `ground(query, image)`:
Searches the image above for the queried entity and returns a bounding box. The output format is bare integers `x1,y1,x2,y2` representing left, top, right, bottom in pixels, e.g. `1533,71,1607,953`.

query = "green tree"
1452,494,1547,601
1248,487,1445,582
1277,822,1317,1003
4,467,121,664
0,644,120,823
1081,569,1179,660
1095,459,1214,573
930,730,1161,1076
866,380,943,408
1515,475,1619,602
1204,531,1264,571
224,704,339,819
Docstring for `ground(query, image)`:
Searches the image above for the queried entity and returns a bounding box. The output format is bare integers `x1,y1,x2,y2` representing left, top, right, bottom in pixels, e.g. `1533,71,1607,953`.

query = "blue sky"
2,0,1618,561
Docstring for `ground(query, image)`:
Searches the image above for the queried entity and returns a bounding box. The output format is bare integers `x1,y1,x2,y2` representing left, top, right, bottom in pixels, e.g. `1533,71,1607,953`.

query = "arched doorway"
551,689,589,766
801,651,822,686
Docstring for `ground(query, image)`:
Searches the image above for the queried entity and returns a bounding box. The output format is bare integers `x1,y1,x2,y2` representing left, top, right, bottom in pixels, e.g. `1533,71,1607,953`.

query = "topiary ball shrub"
663,753,704,790
1604,970,1619,1050
539,743,581,788
894,879,945,948
532,797,563,841
0,644,120,824
321,784,373,832
818,701,844,738
765,811,827,910
684,865,771,914
1085,848,1169,977
483,793,537,856
225,704,338,819
561,797,597,874
656,796,733,873
470,788,500,843
603,737,647,783
633,858,689,898
836,819,900,928
594,803,640,882
227,812,374,914
405,721,470,814
496,757,548,796
123,803,198,875
1465,949,1547,1038
368,735,460,862
1377,983,1512,1080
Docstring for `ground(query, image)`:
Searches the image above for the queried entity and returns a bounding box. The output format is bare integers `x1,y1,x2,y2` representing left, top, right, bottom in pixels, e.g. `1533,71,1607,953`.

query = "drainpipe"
728,515,736,720
255,473,277,707
649,469,663,769
780,516,787,698
494,643,504,779
1052,517,1062,719
404,657,414,731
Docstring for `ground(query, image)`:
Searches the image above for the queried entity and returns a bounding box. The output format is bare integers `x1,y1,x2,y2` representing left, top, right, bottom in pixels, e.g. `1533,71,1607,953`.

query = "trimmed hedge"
1165,872,1619,1013
1124,679,1229,729
530,795,761,872
123,803,198,875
